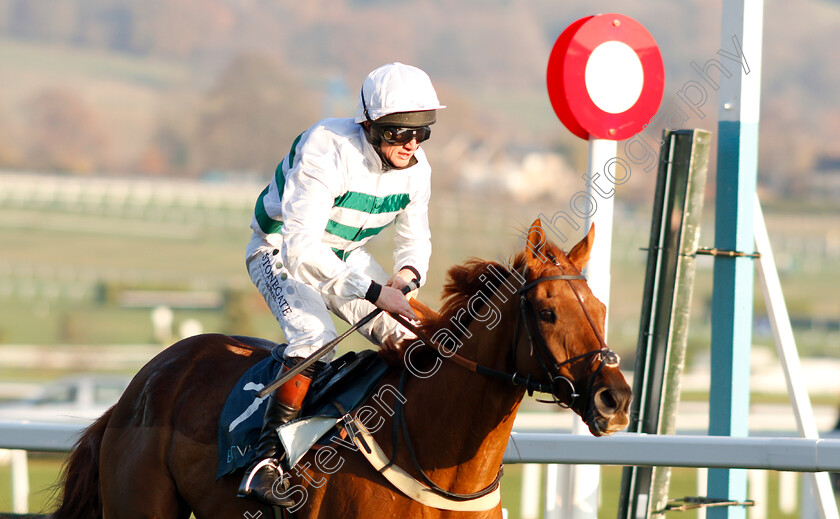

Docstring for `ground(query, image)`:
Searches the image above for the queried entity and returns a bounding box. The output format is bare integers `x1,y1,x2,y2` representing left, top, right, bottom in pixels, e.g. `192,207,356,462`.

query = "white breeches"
247,246,412,363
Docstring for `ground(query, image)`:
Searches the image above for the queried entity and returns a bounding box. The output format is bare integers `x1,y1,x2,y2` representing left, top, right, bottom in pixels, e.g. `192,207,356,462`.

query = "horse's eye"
540,309,556,323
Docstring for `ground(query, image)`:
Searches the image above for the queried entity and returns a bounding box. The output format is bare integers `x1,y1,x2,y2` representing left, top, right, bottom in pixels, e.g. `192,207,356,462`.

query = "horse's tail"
50,406,113,519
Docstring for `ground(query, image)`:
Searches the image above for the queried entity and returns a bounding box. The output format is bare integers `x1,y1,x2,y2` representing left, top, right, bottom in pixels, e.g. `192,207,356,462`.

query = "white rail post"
545,463,560,518
778,472,798,515
747,470,767,519
697,467,709,519
11,448,29,513
521,464,541,519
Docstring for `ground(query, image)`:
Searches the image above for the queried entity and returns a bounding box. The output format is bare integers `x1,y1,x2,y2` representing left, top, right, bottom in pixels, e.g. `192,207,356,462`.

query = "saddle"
218,337,503,512
217,338,391,478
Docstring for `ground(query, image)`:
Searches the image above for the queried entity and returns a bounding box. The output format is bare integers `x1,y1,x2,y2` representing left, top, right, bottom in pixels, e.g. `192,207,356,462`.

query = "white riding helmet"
355,62,446,127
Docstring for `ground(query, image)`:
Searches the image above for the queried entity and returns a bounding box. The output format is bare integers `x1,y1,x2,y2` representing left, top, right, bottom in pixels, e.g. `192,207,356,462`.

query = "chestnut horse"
51,220,631,519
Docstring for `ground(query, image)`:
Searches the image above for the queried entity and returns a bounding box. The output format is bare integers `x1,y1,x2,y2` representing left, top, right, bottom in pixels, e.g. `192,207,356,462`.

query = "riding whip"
257,279,419,398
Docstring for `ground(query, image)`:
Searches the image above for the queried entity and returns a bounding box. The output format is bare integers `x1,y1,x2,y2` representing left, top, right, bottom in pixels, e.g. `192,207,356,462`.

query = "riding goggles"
376,125,432,145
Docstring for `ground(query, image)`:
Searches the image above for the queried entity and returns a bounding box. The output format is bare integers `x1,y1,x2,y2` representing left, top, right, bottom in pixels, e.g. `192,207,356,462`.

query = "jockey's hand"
386,269,420,300
375,285,418,321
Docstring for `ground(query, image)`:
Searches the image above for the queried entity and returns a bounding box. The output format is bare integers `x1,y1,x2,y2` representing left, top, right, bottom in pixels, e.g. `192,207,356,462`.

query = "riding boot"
237,357,319,508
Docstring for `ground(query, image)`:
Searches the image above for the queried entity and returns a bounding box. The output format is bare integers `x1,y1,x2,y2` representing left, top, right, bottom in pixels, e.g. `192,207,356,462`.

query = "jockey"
238,62,445,508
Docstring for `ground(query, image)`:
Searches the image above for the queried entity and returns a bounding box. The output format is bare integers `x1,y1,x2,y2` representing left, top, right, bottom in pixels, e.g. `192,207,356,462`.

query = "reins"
386,369,505,502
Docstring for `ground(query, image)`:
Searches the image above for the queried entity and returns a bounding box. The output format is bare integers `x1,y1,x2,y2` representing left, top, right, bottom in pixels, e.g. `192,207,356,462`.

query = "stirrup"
239,458,277,493
237,458,296,508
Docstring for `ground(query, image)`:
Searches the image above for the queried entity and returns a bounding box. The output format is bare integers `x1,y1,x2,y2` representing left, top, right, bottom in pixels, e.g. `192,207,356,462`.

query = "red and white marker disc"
547,14,665,141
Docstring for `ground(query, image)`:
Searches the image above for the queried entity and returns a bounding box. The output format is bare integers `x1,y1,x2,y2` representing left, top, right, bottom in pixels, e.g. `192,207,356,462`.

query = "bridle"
384,254,621,502
513,253,620,409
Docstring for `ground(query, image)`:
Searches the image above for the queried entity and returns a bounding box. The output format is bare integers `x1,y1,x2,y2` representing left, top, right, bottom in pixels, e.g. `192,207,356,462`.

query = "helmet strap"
360,87,373,123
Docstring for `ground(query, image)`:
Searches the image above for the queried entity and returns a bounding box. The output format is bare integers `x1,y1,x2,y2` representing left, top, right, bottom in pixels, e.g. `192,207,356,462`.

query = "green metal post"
649,129,711,514
617,129,711,519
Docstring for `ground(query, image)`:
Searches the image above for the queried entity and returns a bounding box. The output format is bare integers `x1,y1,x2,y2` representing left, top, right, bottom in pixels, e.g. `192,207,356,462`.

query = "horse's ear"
524,218,550,266
568,224,595,271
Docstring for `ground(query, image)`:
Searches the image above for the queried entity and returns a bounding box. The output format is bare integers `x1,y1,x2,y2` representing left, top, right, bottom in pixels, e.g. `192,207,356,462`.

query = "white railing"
3,420,840,516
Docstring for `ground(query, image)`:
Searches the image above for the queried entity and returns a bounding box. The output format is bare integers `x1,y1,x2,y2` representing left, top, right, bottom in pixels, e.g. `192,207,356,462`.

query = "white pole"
801,477,818,519
697,467,709,519
582,137,617,312
753,195,839,519
545,463,559,518
552,136,616,519
521,464,542,519
778,472,798,515
709,2,764,517
11,449,29,514
747,470,767,519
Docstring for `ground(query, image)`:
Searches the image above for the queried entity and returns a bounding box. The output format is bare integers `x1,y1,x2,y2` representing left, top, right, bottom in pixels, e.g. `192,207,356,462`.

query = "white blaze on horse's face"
522,219,632,437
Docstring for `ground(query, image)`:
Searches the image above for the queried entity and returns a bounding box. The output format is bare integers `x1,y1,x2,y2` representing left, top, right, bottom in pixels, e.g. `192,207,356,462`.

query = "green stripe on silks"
331,248,351,261
254,133,303,235
325,219,390,243
287,133,303,169
333,192,410,214
255,185,283,234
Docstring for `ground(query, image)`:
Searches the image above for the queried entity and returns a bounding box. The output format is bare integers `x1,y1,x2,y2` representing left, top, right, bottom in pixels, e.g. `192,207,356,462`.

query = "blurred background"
0,0,838,516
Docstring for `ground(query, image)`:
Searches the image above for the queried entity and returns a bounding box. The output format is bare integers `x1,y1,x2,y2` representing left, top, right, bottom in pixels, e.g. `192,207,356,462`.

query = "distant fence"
0,171,258,213
0,171,551,306
3,171,836,267
3,170,837,258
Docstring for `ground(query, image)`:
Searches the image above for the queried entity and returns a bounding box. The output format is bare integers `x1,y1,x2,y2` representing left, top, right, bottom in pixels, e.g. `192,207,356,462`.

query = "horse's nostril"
601,390,617,410
595,388,618,413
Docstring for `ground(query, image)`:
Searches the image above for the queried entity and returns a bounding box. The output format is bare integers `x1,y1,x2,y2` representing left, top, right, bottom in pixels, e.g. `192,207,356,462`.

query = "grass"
0,453,64,515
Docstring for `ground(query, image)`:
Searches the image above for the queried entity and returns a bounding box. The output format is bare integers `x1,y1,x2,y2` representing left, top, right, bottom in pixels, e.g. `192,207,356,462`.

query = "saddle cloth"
216,339,390,478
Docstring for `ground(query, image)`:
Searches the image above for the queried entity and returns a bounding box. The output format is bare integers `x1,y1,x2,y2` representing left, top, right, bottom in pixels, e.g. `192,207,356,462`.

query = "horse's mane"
380,237,573,367
424,237,572,334
419,255,524,335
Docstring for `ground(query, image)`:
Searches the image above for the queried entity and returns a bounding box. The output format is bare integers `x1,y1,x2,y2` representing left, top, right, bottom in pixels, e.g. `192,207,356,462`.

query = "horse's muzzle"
585,385,631,437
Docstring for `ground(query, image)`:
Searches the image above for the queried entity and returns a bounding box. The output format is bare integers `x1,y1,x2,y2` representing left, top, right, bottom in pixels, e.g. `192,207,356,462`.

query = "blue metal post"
709,1,763,518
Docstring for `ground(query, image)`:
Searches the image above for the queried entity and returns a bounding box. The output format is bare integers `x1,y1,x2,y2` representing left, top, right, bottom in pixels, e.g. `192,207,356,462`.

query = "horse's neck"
400,291,524,488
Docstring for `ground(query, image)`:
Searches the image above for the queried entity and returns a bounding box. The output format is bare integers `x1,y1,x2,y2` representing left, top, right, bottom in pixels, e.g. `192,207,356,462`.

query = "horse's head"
513,219,631,436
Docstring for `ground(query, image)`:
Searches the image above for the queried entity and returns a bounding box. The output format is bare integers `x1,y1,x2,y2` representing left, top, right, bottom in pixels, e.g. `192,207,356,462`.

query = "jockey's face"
379,138,420,169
